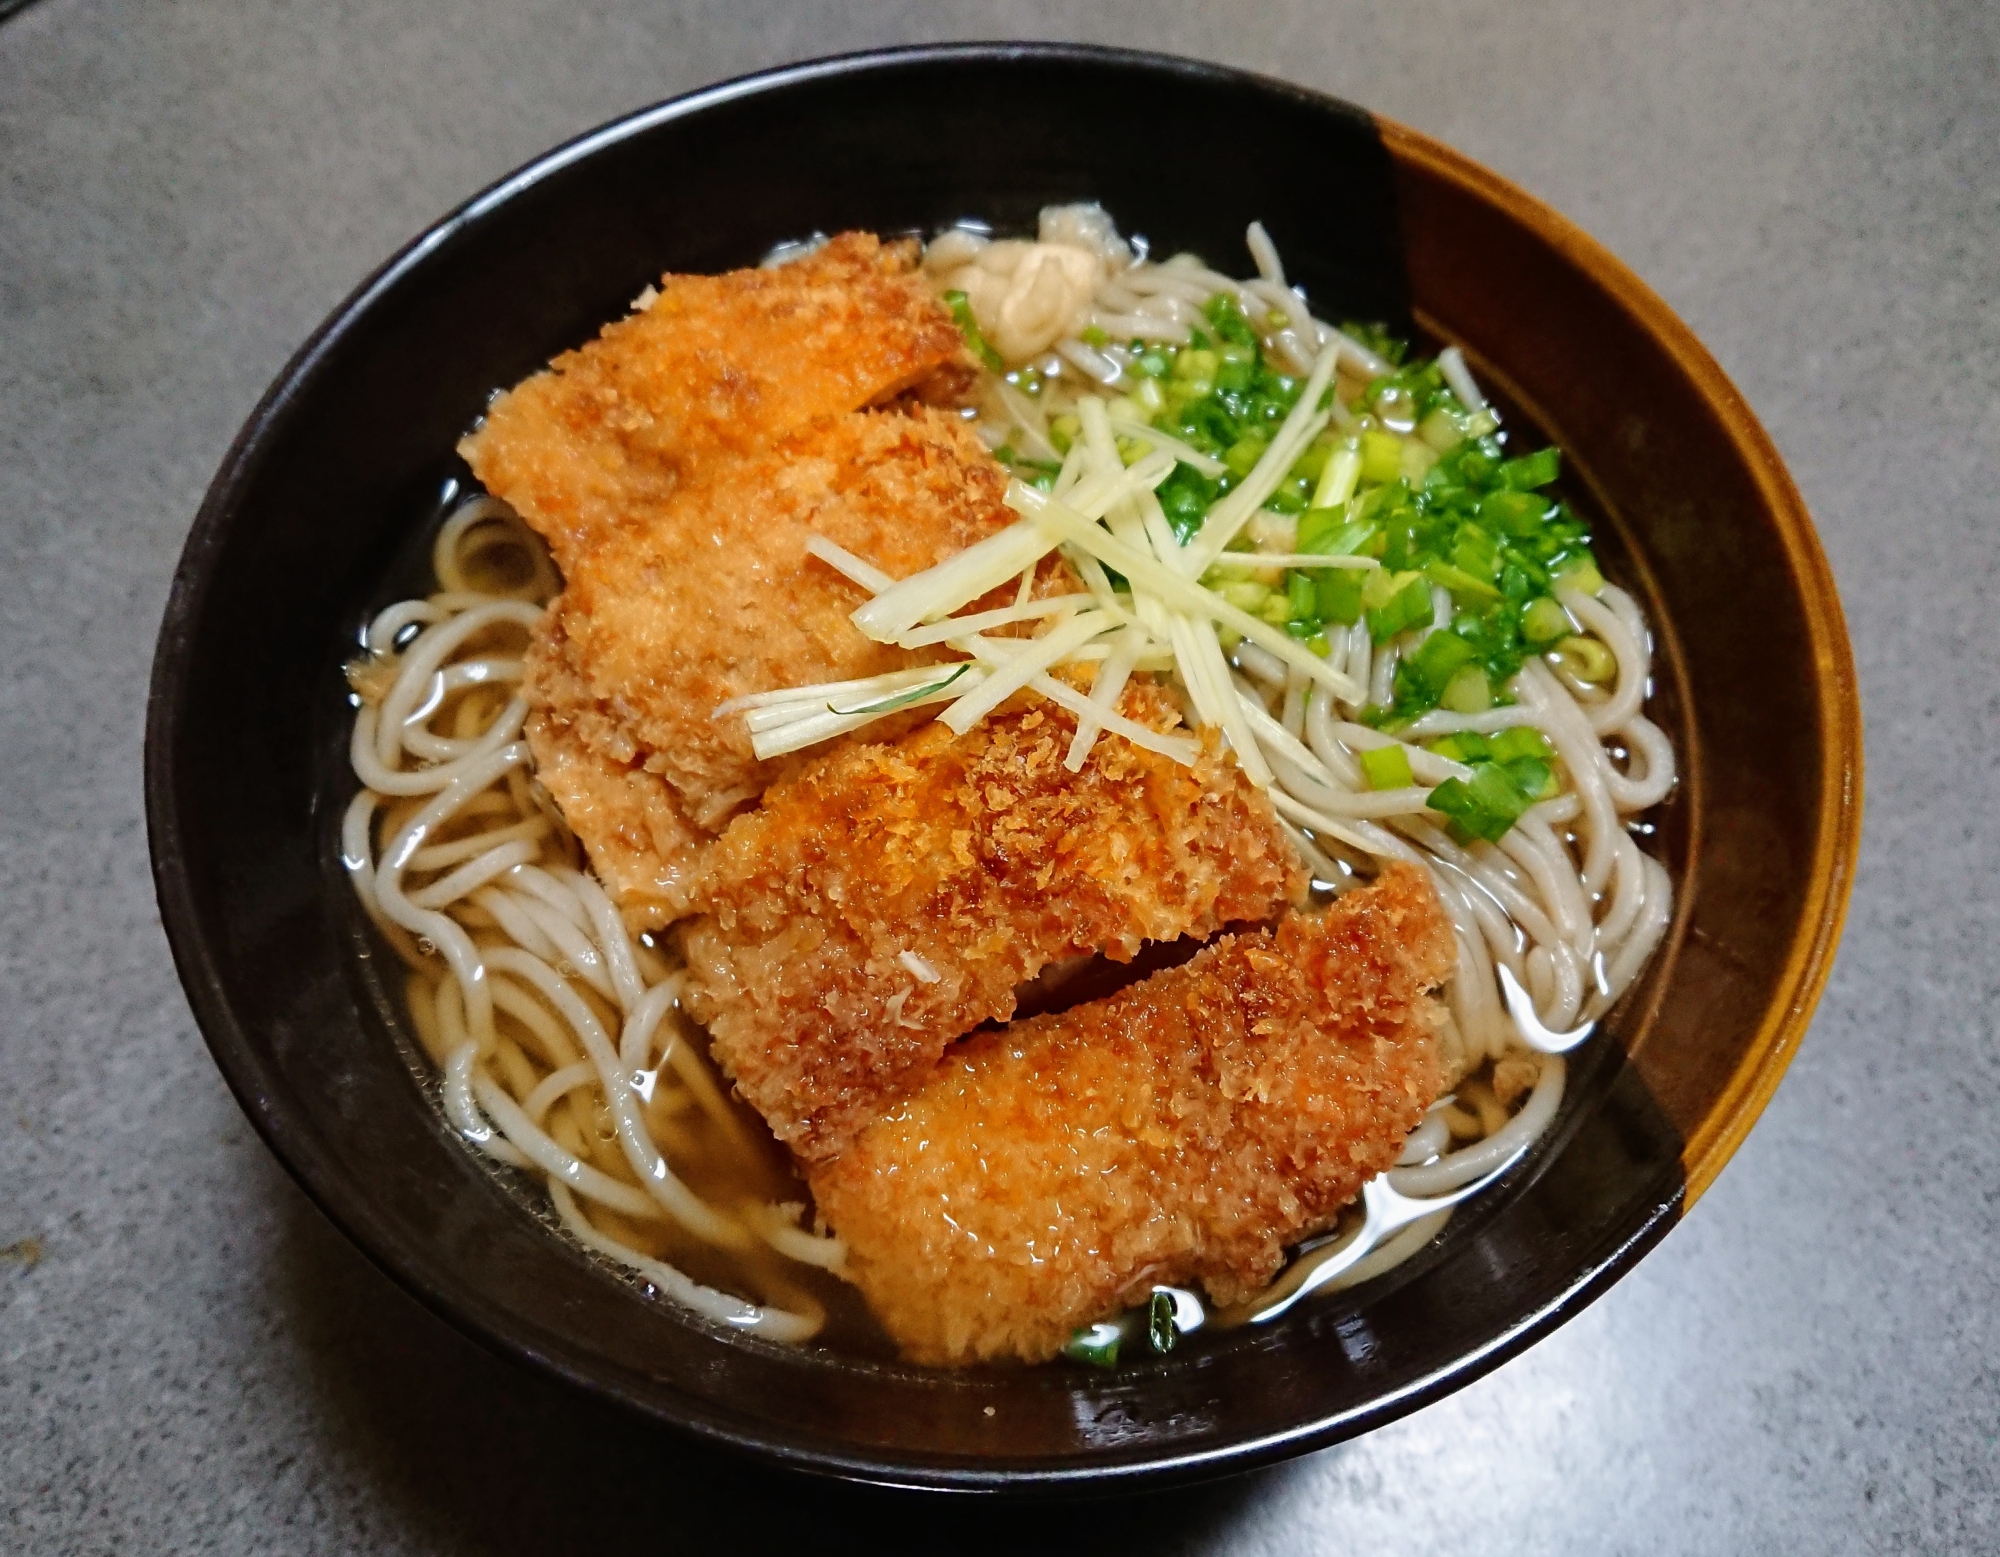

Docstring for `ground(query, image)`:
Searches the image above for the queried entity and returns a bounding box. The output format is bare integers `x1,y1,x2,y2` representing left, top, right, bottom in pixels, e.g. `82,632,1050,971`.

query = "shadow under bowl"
145,43,1861,1494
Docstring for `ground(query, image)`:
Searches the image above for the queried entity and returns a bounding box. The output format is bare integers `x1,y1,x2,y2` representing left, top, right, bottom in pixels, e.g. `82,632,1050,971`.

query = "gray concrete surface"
2,1,1994,1551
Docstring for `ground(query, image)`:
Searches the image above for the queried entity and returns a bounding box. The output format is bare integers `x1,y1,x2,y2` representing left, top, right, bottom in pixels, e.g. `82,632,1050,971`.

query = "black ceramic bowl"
146,44,1860,1492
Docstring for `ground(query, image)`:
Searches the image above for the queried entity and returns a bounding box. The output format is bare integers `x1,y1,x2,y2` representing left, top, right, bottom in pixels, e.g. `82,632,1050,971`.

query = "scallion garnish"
1147,1290,1178,1355
1063,1321,1123,1369
1360,744,1415,792
942,288,1003,372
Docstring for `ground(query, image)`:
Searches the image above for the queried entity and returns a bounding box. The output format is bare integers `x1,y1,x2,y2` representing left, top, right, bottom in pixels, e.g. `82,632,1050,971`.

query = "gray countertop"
3,1,1995,1551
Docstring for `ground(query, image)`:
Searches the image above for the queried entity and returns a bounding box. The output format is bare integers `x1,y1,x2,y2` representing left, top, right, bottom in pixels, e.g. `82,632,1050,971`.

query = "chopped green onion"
1215,579,1274,614
1440,664,1493,712
1427,760,1537,842
1508,755,1560,801
827,663,971,717
1552,556,1605,597
1223,433,1268,477
1173,347,1219,383
1359,429,1404,484
1016,318,1598,728
1498,447,1561,490
1418,406,1467,453
1488,726,1554,764
1399,438,1439,485
1361,743,1415,791
1339,320,1409,365
1552,634,1616,684
1479,489,1556,537
1361,566,1418,612
1521,596,1573,646
1081,324,1110,348
1366,576,1433,643
1311,445,1363,510
1148,1291,1178,1354
1424,559,1503,604
1405,628,1478,691
1064,1321,1123,1369
1426,732,1488,763
1298,510,1374,557
1315,568,1366,625
1286,571,1317,620
942,289,1003,371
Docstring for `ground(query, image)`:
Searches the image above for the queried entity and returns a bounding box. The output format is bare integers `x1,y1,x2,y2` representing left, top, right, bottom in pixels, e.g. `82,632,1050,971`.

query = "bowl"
145,43,1861,1493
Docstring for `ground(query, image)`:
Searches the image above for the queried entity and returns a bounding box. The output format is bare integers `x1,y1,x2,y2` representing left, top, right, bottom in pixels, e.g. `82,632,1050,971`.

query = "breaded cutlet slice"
808,863,1456,1367
524,644,716,929
678,680,1308,1164
459,232,974,572
523,409,1061,925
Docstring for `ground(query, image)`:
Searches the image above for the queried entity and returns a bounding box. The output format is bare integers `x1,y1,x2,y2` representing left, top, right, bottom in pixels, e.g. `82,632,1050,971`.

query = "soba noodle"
340,211,1677,1353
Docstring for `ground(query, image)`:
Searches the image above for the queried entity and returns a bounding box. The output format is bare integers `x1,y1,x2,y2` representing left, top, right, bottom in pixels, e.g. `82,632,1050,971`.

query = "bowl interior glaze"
146,44,1859,1492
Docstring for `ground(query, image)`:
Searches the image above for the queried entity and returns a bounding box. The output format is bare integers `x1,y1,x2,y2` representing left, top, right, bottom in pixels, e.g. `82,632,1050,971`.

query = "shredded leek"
826,663,971,717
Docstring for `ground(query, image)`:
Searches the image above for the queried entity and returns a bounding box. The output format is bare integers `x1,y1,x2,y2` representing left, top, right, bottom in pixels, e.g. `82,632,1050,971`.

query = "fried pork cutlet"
522,407,1045,923
679,680,1308,1164
523,680,715,930
808,864,1456,1367
459,232,974,572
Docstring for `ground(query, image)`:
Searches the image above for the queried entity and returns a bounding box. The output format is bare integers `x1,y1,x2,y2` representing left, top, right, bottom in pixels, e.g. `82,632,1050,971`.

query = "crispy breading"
523,408,1053,922
459,233,974,572
524,658,713,927
679,680,1308,1164
807,864,1456,1367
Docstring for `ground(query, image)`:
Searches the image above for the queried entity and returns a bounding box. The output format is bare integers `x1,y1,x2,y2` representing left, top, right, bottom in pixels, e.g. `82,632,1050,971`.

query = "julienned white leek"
1065,625,1147,771
848,451,1174,643
1008,483,1365,704
939,609,1117,734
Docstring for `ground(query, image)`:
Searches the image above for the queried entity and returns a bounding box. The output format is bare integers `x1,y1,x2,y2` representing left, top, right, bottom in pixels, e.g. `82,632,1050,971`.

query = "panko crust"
459,232,975,573
520,408,1067,925
808,863,1457,1367
680,680,1307,1164
522,640,713,927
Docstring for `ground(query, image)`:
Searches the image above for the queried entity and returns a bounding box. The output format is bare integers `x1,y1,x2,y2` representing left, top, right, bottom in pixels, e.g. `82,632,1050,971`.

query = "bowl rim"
145,40,1863,1491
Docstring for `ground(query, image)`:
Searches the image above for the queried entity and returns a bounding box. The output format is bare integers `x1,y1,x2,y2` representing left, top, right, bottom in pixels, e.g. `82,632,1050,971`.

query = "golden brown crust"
523,699,712,929
807,864,1457,1367
459,233,974,573
679,680,1308,1164
518,408,1056,921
